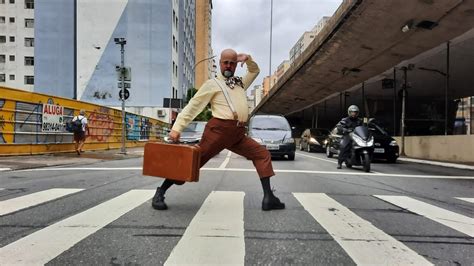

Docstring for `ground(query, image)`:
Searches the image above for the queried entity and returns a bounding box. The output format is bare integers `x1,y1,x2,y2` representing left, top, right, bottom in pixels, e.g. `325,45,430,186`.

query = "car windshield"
183,122,206,132
368,123,388,136
251,116,291,131
310,129,330,136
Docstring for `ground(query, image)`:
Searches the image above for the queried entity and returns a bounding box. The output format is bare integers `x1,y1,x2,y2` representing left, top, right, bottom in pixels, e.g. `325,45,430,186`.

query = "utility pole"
115,37,127,154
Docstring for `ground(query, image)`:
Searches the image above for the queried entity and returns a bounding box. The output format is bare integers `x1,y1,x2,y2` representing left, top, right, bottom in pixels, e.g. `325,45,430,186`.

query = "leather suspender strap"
213,78,239,120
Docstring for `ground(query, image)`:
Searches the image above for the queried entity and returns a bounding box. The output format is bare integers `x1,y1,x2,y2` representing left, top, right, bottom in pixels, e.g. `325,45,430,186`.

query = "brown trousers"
198,117,274,178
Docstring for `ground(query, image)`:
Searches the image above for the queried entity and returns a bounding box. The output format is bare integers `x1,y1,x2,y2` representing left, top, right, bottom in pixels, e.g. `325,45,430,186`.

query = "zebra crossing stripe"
375,195,474,237
455,197,474,204
0,188,84,216
294,193,432,266
164,191,245,265
0,189,154,265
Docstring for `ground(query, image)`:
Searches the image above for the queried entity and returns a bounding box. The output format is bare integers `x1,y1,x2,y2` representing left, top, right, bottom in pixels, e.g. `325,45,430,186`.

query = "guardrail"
0,86,169,155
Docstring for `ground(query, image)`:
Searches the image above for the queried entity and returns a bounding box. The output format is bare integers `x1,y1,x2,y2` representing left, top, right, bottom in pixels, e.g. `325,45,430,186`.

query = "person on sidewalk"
152,48,285,211
336,105,363,169
72,109,89,155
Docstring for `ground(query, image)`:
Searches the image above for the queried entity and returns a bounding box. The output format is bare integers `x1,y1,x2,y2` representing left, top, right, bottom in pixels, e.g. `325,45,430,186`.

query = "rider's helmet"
347,105,359,117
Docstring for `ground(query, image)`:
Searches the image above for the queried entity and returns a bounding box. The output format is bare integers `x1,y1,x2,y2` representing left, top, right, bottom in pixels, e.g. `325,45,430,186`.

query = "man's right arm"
171,80,216,133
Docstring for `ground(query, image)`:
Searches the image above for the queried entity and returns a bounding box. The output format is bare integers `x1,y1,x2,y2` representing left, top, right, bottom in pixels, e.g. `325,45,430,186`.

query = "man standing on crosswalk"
152,48,285,211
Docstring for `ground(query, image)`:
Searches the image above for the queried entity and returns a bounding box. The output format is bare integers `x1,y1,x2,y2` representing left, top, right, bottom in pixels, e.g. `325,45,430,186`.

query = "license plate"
266,144,280,150
374,148,385,153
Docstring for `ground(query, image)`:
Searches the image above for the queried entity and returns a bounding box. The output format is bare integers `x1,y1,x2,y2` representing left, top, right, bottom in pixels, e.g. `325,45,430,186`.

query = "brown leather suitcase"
143,142,201,182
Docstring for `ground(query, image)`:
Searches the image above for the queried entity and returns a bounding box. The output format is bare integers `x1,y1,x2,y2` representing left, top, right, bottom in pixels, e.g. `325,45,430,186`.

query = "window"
9,17,14,23
0,0,5,4
0,74,5,82
0,17,5,23
25,0,33,9
0,55,4,63
9,36,15,42
25,37,34,47
0,36,6,43
24,75,34,85
24,56,34,66
9,55,14,61
9,74,14,80
25,18,34,28
9,0,14,3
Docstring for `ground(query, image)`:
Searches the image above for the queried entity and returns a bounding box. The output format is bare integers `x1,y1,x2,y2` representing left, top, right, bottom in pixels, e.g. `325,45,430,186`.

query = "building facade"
195,0,213,90
289,16,330,64
34,0,196,122
0,0,35,91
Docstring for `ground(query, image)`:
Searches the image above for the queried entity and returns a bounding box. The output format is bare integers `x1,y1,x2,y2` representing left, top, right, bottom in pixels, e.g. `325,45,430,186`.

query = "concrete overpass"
254,0,474,119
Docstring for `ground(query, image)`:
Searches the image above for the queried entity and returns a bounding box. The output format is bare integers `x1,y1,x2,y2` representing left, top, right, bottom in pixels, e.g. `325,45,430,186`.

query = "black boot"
337,163,342,169
260,177,285,211
152,187,168,210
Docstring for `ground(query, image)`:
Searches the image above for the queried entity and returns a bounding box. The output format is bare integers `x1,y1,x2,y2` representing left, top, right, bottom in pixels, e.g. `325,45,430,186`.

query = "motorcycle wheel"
345,161,352,168
362,153,371,172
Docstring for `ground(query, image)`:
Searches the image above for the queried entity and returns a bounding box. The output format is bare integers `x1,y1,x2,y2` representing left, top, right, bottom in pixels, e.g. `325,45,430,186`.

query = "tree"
186,88,212,121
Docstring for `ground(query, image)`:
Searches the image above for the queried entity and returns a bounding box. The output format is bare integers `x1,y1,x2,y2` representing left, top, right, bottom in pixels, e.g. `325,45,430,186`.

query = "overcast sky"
211,0,343,90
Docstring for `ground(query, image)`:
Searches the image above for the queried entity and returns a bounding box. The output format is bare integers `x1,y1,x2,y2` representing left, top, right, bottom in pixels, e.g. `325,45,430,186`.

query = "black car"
299,128,330,152
248,114,296,160
325,122,399,163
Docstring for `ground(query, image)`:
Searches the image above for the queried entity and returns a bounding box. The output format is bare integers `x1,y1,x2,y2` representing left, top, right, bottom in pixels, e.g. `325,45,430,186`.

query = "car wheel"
288,153,295,161
299,142,304,151
326,145,333,158
306,144,311,153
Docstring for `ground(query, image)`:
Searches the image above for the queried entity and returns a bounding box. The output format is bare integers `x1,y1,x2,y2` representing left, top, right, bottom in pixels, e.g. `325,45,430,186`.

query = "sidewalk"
0,147,145,171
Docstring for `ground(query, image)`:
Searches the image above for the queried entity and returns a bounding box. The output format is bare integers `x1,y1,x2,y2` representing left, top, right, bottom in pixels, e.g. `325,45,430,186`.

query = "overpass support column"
445,41,450,135
400,67,408,156
393,68,397,136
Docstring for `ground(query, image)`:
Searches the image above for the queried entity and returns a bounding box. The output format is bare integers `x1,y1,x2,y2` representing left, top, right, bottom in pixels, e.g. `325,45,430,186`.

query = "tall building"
34,0,196,122
195,0,213,90
0,0,35,91
289,16,330,64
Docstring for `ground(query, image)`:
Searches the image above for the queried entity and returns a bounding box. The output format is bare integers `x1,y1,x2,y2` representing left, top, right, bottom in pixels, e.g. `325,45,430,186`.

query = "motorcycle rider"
336,105,363,169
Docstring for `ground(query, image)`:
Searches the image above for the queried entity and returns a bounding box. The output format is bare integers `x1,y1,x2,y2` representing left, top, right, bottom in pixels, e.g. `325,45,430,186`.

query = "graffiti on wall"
87,107,116,142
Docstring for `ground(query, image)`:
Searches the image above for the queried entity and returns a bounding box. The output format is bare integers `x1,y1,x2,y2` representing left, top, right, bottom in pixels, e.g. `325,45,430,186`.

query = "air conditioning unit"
157,110,166,117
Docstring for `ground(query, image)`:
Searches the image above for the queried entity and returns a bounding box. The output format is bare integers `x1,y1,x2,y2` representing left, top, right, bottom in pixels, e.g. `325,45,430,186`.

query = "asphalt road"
0,150,473,265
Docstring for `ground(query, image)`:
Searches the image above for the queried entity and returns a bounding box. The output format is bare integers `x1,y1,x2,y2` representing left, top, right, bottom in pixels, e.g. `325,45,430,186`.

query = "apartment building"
0,0,35,91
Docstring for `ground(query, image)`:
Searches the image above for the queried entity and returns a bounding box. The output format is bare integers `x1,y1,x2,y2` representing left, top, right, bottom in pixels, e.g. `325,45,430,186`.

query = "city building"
195,0,213,90
34,0,196,122
0,0,35,91
262,75,277,96
274,60,290,83
289,16,330,64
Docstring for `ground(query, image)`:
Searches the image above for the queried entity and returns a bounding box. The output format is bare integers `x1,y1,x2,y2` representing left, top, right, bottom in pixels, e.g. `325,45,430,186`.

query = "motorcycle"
345,125,374,172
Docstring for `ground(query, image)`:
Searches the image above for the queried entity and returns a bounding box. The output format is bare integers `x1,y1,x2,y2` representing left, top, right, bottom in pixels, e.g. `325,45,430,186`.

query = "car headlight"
283,138,295,144
390,140,398,146
352,134,374,147
252,137,263,144
309,137,319,145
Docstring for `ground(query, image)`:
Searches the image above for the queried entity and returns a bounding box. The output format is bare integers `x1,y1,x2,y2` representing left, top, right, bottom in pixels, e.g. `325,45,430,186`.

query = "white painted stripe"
0,188,84,216
16,167,474,180
0,189,154,265
165,191,245,265
0,168,11,172
296,152,337,164
375,195,474,237
456,197,474,204
218,150,232,169
294,193,432,265
398,157,474,170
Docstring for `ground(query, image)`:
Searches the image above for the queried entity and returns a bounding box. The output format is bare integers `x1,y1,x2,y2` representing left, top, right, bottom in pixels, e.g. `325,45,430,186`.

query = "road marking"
398,157,474,170
16,167,474,180
165,191,245,265
296,152,337,164
0,168,11,172
294,193,432,266
0,188,84,216
456,197,474,204
218,150,232,169
0,189,154,265
375,195,474,237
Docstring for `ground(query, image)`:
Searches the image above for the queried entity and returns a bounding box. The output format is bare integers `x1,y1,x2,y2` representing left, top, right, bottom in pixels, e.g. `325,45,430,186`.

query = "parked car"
325,121,399,163
179,121,207,144
299,128,330,152
248,114,296,160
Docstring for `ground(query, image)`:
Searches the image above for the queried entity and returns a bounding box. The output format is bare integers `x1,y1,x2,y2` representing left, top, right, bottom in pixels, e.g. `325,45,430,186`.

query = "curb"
398,157,474,171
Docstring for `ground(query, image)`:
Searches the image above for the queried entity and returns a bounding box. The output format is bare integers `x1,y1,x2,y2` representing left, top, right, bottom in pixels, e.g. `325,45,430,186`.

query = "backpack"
66,117,83,133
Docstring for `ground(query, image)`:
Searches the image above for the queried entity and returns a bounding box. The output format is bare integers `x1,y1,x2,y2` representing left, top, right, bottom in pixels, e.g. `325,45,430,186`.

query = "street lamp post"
115,37,127,154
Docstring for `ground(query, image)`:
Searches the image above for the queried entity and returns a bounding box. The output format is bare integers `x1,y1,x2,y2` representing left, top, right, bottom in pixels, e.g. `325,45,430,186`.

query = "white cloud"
212,0,343,90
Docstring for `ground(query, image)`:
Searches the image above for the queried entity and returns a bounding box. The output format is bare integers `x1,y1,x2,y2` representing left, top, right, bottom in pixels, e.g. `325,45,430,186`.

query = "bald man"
152,49,285,211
